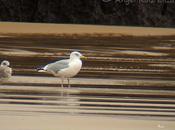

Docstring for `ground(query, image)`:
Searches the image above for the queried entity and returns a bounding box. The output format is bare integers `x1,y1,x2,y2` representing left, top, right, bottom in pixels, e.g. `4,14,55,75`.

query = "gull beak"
80,55,86,59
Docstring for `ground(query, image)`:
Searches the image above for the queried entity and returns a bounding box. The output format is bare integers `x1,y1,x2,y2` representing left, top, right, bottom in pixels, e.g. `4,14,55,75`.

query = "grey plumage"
46,59,69,73
0,60,12,82
0,66,12,78
38,51,84,88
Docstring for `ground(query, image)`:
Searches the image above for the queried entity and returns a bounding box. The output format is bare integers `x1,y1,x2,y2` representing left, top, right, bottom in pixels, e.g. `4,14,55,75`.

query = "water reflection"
0,83,175,119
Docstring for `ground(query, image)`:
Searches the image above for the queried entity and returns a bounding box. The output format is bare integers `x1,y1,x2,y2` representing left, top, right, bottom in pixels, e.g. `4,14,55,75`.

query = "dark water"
0,34,175,120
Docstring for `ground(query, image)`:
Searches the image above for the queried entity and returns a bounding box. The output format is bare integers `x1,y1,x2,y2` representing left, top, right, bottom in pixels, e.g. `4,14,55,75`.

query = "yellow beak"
80,55,86,59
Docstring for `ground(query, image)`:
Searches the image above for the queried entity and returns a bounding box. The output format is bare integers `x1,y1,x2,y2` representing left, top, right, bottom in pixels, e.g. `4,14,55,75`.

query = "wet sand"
0,114,175,130
5,75,175,86
0,22,175,130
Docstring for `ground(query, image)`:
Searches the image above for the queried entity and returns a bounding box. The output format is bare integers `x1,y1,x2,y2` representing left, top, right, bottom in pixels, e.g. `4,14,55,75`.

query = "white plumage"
38,51,85,87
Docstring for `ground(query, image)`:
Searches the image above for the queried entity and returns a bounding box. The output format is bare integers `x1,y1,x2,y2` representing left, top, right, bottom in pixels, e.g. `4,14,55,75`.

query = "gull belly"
57,59,82,78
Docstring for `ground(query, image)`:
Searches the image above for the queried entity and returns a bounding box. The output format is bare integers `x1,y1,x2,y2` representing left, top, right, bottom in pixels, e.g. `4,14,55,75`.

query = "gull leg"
61,78,64,88
67,78,71,88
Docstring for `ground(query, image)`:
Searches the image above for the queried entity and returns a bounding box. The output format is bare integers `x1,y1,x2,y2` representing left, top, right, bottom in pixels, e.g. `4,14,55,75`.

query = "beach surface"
0,114,175,130
0,22,175,130
0,22,175,36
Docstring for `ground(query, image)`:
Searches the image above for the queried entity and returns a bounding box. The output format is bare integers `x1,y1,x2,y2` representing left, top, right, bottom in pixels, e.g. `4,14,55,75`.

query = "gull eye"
75,53,79,56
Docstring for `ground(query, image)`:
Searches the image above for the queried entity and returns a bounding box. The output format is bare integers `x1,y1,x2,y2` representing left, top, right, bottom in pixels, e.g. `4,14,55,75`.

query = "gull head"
70,51,85,60
1,60,10,67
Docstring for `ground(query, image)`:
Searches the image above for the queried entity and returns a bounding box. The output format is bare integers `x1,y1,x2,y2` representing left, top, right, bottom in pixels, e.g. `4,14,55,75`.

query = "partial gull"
38,51,85,87
0,60,12,82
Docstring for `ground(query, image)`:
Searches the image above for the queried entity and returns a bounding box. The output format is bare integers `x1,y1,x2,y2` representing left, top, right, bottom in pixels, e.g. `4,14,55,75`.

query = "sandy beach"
0,22,175,36
0,22,175,130
0,114,175,130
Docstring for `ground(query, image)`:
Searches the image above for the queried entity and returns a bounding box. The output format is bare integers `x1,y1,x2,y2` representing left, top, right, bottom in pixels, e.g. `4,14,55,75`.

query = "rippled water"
0,34,175,124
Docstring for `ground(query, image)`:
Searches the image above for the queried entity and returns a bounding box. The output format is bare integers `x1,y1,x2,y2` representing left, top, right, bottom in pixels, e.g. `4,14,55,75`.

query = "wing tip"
37,69,45,72
37,67,46,73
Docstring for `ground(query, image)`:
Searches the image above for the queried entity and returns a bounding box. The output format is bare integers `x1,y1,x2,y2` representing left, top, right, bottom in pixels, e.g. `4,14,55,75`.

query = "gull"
0,60,12,82
38,51,85,87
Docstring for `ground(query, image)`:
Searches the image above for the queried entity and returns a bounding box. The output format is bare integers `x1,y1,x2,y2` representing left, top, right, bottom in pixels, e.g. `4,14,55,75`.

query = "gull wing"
0,66,12,78
46,59,69,73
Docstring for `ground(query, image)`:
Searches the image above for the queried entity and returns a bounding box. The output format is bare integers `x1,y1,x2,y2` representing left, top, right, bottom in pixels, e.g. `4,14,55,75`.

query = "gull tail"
37,69,46,72
37,66,47,72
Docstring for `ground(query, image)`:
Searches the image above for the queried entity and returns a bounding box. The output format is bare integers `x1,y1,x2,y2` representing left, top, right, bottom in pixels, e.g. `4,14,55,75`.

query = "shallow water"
0,34,175,129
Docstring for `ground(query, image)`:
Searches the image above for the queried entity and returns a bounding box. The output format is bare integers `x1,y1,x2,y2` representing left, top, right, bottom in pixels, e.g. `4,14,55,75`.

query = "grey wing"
0,67,12,78
0,67,5,78
5,67,12,77
46,59,69,73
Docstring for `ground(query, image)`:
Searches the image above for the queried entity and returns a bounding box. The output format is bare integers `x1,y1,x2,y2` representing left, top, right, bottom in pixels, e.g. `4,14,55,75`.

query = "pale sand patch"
0,114,174,130
0,48,54,57
5,76,175,87
118,50,168,56
0,22,175,36
149,63,175,68
152,46,175,50
0,48,39,56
